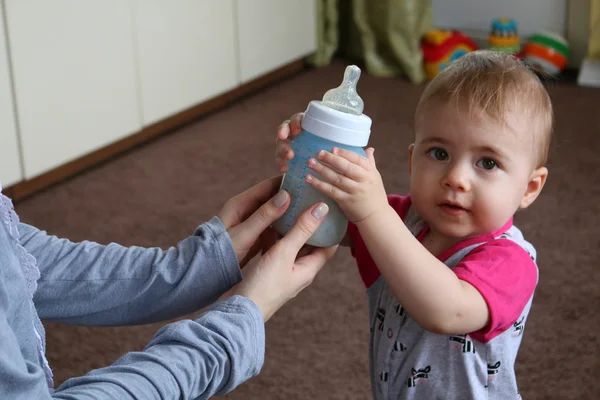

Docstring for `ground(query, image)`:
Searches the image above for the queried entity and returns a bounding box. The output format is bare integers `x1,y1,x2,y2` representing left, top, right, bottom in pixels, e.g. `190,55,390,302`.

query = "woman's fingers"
293,245,338,286
275,202,328,258
217,175,283,228
236,190,290,243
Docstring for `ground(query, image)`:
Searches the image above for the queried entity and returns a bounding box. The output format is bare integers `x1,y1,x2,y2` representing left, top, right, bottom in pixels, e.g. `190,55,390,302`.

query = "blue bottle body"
272,130,366,247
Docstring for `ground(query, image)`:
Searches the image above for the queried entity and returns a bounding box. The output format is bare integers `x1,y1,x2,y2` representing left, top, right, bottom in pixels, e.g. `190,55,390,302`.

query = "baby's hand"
276,112,304,172
306,147,387,223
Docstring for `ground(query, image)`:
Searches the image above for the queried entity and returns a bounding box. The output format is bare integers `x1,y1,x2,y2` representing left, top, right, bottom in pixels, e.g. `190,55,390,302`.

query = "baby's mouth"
438,201,470,214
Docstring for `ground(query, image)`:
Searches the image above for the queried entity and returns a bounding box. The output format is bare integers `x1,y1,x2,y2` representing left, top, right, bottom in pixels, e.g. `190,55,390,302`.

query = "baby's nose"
441,164,471,192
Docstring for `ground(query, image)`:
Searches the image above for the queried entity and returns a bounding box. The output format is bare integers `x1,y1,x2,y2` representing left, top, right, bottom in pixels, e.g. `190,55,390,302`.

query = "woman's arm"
52,296,265,399
25,175,292,326
0,291,264,399
22,217,242,326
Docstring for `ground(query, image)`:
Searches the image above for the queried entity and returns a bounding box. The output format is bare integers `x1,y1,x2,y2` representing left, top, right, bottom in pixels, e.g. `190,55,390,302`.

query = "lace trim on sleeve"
1,193,41,297
0,186,53,389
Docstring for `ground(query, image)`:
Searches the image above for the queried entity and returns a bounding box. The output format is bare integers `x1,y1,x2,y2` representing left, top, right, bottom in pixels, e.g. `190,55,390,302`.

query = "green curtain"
589,0,600,58
308,0,432,84
308,0,339,66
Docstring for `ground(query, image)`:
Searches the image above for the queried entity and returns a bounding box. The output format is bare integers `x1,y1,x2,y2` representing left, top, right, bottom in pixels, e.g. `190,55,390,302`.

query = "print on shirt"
487,361,502,382
380,371,389,382
512,317,524,336
449,334,476,353
395,304,405,316
393,303,408,329
377,307,386,331
406,366,431,387
393,340,407,352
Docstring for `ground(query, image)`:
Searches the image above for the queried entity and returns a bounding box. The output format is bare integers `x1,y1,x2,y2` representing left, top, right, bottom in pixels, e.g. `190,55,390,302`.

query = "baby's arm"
355,209,490,335
305,147,490,335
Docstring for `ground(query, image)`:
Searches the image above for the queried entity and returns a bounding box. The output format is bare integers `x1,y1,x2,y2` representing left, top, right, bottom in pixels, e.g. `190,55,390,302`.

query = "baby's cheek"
476,195,513,230
409,192,432,221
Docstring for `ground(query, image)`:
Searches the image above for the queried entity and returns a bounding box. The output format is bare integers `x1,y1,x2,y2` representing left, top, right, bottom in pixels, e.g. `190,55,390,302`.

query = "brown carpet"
14,60,600,399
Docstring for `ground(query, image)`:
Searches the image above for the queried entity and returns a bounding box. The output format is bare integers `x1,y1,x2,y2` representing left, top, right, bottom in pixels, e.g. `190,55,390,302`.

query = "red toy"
421,30,479,80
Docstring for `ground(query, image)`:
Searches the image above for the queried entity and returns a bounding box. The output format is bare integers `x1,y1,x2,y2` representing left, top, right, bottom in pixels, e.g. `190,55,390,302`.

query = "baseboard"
4,58,308,202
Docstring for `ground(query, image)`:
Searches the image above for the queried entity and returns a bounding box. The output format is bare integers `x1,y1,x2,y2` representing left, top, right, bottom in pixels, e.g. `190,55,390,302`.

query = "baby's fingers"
276,141,294,172
315,149,367,181
332,147,375,171
277,112,304,140
277,120,292,141
308,157,356,192
365,147,377,166
289,113,304,136
305,174,349,202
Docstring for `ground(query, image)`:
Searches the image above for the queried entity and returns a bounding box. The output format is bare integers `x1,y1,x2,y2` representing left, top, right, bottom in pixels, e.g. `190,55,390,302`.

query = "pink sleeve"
452,239,538,343
386,194,412,219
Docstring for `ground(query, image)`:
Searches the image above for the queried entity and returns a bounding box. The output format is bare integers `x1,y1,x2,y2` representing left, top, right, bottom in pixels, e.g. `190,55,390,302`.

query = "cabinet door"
5,0,141,179
236,0,317,83
133,0,238,126
0,4,22,187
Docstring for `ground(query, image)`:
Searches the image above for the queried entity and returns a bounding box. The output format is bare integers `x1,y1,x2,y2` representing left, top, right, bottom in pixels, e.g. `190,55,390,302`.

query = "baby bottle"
272,65,372,247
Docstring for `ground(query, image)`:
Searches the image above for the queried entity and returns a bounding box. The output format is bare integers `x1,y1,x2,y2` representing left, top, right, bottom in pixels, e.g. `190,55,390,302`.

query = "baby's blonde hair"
415,50,553,167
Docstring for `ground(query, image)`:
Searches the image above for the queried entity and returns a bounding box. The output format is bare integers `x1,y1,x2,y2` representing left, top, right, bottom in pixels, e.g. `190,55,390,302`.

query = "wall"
432,0,568,45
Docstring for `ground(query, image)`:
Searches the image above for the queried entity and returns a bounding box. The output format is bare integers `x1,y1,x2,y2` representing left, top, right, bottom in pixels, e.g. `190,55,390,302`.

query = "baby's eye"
477,158,498,170
427,148,449,161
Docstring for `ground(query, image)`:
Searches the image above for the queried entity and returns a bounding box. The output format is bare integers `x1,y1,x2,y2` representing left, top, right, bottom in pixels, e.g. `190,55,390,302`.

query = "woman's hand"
217,176,289,268
230,202,337,322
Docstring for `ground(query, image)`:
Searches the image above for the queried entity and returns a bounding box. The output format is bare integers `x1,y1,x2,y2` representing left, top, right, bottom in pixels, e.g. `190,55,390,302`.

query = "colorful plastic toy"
421,30,478,80
520,32,570,75
488,18,520,53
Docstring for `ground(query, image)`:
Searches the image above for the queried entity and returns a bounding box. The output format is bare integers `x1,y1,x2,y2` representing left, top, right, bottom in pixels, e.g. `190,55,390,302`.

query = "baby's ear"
408,144,415,176
520,167,548,209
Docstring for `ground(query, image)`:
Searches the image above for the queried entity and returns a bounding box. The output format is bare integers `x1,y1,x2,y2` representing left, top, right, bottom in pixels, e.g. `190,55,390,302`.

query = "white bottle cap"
301,101,372,147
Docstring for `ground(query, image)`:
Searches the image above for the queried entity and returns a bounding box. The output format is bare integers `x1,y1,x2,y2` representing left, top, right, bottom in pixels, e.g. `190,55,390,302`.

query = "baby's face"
408,102,539,241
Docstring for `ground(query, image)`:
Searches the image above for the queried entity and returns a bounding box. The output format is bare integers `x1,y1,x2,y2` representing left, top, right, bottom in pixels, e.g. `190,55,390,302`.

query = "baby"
276,50,552,399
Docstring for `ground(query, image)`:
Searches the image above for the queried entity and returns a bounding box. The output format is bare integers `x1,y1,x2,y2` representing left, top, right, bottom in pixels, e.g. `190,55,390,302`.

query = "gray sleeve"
20,217,243,325
52,296,265,399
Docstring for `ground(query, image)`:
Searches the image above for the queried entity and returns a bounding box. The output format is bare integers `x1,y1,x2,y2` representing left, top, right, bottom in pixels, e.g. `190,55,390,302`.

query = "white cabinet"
0,4,22,187
133,0,238,126
236,0,317,82
4,0,141,179
2,1,317,186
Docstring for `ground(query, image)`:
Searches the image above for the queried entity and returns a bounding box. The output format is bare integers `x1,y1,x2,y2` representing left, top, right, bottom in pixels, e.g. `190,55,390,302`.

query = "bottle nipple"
322,65,364,115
